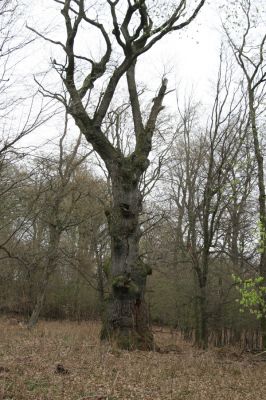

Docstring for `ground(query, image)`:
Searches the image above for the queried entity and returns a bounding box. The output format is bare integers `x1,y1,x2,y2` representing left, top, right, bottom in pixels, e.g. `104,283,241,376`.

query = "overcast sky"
15,0,260,151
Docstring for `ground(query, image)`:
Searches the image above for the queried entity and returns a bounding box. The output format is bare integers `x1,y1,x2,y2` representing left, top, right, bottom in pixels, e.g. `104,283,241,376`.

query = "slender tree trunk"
96,259,105,304
92,234,105,305
194,296,200,345
101,170,153,350
27,267,50,328
230,210,239,267
249,89,266,349
193,254,209,349
73,272,81,322
194,274,208,349
199,282,208,349
192,270,201,345
27,226,60,328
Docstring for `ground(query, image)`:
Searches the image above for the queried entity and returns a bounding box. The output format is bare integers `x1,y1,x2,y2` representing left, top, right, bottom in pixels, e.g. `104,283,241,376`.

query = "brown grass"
0,318,266,400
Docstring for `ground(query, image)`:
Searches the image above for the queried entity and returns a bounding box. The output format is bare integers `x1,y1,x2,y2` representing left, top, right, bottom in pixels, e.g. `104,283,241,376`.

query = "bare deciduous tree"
168,56,249,348
29,0,206,349
27,115,92,328
224,0,266,348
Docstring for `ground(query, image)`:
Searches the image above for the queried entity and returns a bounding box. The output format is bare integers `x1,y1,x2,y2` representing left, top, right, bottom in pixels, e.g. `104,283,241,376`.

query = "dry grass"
0,318,266,400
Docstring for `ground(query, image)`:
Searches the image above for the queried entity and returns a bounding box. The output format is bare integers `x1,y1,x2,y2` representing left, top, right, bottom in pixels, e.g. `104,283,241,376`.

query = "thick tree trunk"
101,171,153,350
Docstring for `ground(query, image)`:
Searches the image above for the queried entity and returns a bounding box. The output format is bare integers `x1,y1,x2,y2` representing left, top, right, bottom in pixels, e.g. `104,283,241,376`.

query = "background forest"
0,0,266,352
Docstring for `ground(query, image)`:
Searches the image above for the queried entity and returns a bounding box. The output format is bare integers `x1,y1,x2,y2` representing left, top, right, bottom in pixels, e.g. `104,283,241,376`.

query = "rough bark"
101,164,153,350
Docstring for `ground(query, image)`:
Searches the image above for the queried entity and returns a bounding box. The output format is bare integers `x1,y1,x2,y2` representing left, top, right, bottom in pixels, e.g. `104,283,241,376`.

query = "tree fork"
30,0,206,349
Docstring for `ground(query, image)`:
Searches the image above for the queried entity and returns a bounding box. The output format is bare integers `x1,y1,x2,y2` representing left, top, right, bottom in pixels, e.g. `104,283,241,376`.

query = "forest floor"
0,318,266,400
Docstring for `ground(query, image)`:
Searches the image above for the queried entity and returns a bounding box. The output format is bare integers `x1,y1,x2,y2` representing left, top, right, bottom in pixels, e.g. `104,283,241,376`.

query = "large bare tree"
29,0,205,349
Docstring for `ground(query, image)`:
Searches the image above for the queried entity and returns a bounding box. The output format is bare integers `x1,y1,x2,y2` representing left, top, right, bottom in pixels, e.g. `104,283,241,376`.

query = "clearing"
0,318,265,399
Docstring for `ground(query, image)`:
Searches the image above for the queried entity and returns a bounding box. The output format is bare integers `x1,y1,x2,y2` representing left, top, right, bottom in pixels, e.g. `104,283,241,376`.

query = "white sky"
14,1,244,151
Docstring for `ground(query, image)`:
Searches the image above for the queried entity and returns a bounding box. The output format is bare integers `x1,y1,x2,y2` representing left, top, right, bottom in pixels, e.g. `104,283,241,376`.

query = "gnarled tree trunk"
101,165,153,350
